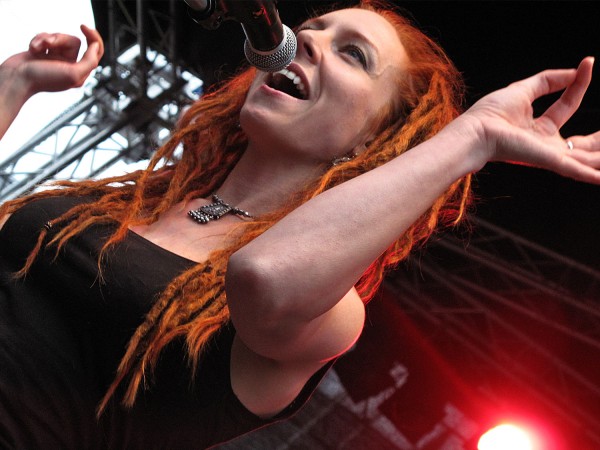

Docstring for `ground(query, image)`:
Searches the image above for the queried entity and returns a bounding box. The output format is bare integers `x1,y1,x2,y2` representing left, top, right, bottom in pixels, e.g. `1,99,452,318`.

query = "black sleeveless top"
0,196,332,449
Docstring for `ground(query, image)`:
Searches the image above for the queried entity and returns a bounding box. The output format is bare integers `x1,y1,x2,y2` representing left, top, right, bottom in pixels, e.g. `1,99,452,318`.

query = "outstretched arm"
0,25,104,140
227,57,598,364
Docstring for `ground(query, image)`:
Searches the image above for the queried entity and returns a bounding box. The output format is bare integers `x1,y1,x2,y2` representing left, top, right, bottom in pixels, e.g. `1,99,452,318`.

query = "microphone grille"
244,25,297,72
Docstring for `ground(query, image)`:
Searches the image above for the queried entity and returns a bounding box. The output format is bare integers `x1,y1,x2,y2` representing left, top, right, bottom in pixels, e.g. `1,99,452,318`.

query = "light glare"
478,424,533,450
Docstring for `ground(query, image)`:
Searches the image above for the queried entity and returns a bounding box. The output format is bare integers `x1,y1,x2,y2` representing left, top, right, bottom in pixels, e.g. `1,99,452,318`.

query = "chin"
239,104,268,137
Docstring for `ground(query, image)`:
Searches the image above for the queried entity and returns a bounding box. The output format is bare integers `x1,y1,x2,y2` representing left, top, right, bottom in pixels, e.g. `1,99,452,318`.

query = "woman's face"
240,8,408,164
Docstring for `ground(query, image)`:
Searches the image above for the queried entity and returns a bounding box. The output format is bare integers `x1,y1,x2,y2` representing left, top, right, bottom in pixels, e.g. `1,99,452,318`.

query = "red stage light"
478,424,536,450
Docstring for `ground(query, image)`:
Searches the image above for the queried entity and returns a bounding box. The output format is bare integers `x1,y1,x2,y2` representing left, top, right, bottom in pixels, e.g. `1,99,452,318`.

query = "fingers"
570,151,600,170
558,157,600,184
80,24,105,62
568,130,600,152
25,26,103,88
517,67,578,103
27,25,104,65
29,33,56,56
29,32,82,62
561,131,600,182
538,57,595,130
73,25,104,81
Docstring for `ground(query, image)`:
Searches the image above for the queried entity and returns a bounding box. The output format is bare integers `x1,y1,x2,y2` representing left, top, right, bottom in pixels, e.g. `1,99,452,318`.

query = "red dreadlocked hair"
0,0,471,414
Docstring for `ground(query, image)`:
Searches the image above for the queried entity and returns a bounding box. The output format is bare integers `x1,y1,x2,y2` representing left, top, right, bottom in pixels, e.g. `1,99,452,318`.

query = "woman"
0,1,598,448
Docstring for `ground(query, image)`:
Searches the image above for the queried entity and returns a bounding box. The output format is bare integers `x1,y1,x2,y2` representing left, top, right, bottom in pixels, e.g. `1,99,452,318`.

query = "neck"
214,142,325,217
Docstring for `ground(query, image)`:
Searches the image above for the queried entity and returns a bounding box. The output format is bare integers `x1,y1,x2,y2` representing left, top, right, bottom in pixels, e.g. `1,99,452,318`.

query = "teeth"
277,68,307,99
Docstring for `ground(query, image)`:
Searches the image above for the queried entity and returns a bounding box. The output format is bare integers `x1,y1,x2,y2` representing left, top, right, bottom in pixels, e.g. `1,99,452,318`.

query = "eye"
342,44,368,69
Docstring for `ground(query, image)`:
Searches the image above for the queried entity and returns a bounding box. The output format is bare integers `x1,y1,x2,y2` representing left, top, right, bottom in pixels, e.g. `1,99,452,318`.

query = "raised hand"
0,25,104,140
1,24,104,95
462,57,600,184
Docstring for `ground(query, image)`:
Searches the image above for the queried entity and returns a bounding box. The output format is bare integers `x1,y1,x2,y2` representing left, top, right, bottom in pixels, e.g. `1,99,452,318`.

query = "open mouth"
268,68,308,100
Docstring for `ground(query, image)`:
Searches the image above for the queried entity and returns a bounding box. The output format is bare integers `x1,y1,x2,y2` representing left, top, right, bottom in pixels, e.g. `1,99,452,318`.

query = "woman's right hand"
0,25,104,140
1,24,104,96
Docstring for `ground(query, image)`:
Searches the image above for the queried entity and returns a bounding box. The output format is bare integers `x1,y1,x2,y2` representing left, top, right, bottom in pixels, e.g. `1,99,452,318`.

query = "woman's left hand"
461,57,600,184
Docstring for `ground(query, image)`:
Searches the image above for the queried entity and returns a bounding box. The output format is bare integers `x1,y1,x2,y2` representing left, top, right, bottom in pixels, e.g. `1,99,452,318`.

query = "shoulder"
0,194,96,231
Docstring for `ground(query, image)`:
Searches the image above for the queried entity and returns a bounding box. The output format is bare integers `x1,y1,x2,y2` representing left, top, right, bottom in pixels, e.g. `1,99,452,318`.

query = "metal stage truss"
0,0,202,203
386,218,600,447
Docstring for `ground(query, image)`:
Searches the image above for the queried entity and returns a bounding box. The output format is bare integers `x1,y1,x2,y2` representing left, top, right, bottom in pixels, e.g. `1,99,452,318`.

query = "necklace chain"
187,193,254,224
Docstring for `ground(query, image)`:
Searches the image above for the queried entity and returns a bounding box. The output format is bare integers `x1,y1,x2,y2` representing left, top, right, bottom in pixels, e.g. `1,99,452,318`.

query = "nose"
296,29,323,65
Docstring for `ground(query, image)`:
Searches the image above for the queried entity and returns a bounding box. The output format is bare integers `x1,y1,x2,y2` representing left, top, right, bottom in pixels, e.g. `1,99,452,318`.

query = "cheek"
323,87,381,143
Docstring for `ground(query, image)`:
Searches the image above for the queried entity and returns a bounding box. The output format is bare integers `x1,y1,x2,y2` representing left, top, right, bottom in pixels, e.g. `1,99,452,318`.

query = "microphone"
184,0,297,72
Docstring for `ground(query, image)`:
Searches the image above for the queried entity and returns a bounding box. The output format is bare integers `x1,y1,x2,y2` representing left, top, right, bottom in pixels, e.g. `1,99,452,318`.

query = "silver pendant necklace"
187,193,254,224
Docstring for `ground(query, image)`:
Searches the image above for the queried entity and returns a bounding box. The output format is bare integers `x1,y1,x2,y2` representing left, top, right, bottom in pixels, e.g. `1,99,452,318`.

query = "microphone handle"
231,1,284,52
185,0,296,72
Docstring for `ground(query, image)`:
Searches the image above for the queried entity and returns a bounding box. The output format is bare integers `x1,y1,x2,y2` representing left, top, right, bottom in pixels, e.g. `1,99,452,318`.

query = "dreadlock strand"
13,228,48,278
146,288,225,369
97,265,202,415
105,262,221,405
186,302,230,376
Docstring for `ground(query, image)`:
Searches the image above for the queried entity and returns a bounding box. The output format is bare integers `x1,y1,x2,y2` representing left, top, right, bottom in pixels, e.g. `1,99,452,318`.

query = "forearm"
227,116,487,321
0,67,32,140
